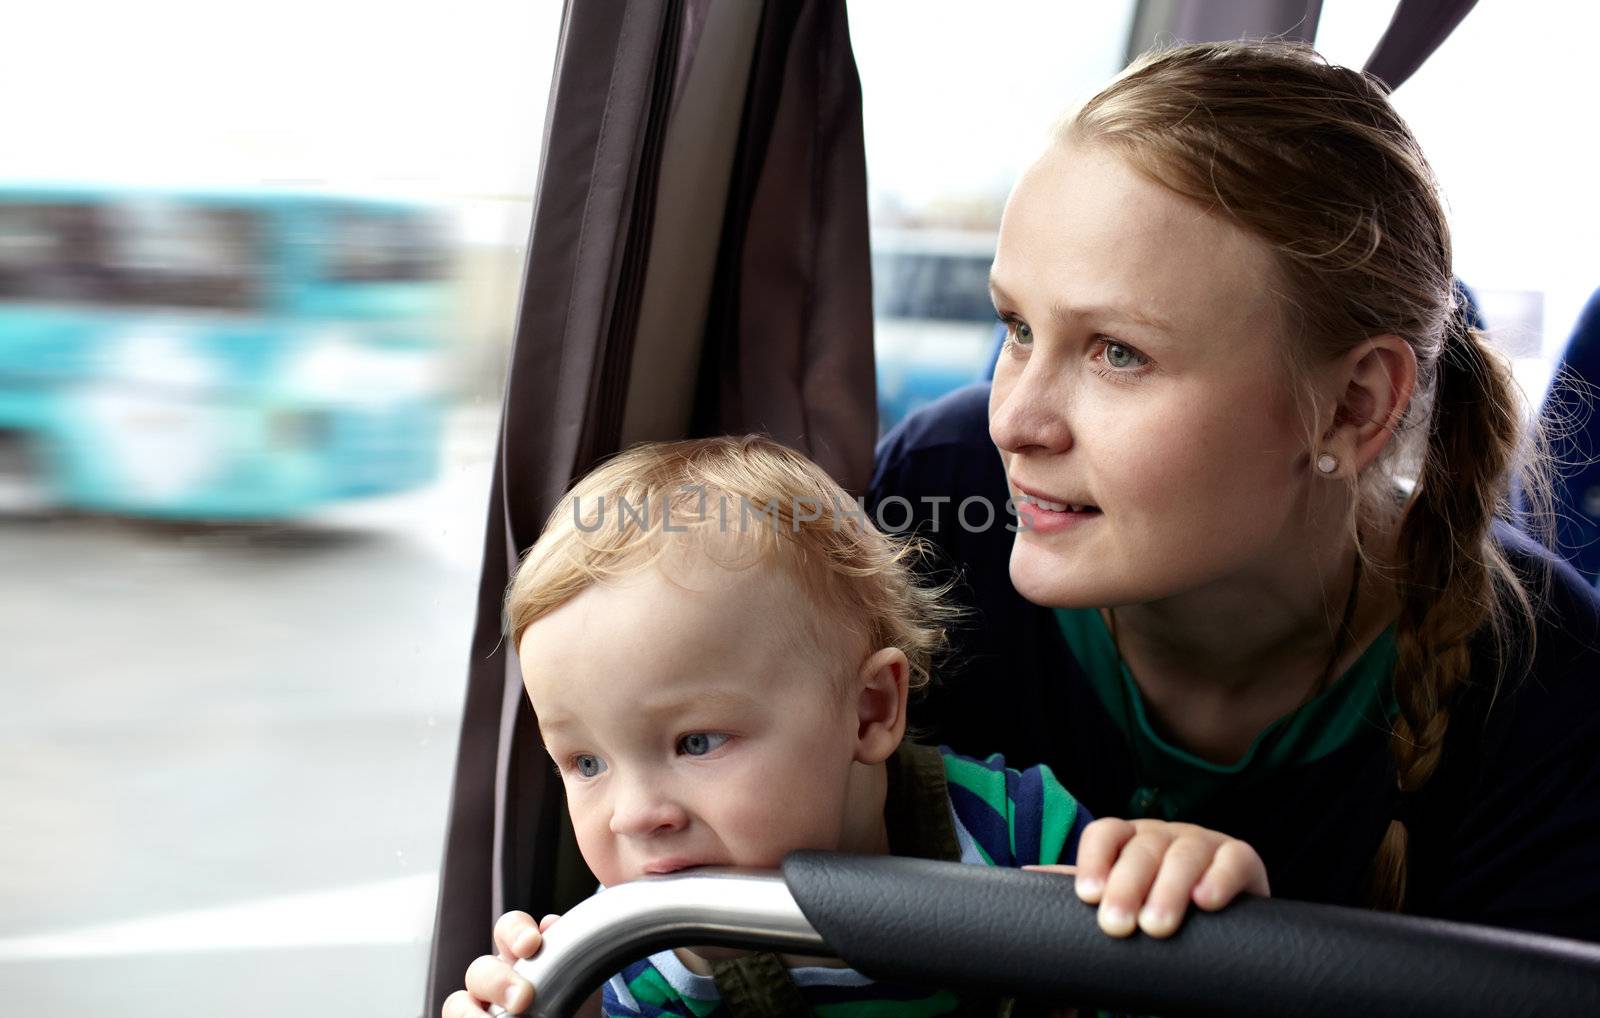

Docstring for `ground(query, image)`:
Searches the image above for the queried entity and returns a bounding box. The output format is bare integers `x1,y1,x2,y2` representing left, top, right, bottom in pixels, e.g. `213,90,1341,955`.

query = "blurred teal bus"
0,185,451,519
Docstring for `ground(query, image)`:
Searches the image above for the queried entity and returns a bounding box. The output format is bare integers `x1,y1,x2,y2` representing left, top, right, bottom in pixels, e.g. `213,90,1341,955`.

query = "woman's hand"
441,910,561,1017
1033,818,1269,939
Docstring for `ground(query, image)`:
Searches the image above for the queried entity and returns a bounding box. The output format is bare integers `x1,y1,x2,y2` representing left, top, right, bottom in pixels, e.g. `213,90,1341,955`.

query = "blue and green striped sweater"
602,745,1093,1018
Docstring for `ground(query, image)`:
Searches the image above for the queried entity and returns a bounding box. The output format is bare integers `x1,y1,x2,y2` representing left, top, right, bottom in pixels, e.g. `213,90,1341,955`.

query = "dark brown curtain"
423,1,874,1012
1124,0,1323,64
1363,0,1480,91
691,0,876,491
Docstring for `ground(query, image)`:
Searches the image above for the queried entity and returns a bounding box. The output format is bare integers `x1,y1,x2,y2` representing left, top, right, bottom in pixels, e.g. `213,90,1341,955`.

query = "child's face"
519,554,884,887
988,138,1331,610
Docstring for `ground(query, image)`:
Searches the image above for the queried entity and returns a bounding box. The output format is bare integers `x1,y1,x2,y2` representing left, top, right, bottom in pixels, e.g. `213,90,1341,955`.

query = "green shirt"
1053,608,1398,821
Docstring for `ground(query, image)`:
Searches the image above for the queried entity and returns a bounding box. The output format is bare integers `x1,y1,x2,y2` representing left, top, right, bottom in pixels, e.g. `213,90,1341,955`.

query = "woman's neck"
1106,533,1398,764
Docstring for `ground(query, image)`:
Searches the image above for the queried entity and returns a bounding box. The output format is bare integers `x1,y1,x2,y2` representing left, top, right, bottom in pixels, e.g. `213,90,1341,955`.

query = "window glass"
1317,3,1600,405
0,2,559,1014
851,0,1137,430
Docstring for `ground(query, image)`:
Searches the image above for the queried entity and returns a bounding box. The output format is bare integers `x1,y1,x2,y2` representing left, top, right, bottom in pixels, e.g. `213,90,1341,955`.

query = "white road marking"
0,872,438,960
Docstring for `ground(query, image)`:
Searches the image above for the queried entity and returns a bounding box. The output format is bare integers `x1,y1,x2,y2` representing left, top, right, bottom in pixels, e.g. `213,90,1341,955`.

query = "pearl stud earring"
1316,453,1340,475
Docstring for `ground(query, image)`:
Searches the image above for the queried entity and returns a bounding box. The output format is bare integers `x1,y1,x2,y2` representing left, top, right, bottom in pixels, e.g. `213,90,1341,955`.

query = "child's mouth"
642,859,704,875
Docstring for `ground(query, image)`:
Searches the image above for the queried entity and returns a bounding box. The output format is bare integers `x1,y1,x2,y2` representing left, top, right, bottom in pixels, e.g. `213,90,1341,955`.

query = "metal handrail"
489,869,826,1017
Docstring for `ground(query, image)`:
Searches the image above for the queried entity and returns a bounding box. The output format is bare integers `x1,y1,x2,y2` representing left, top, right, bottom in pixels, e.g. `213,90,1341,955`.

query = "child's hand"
1046,818,1269,939
441,910,561,1017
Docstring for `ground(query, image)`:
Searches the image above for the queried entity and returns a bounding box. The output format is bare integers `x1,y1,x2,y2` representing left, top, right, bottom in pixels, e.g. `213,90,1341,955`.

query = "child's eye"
677,732,730,757
572,754,607,778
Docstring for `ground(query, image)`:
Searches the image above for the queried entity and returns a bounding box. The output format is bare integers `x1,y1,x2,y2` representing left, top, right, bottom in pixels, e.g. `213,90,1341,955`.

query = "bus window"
1318,3,1600,405
104,200,266,310
851,0,1137,430
324,207,448,283
0,202,109,305
1,1,559,1014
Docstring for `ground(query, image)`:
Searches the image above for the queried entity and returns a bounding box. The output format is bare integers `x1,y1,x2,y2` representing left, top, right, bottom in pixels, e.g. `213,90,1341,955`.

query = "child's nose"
608,781,688,837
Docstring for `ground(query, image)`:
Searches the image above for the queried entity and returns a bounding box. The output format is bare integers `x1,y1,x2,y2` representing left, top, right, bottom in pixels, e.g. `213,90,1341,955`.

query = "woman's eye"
572,754,607,778
1007,319,1033,347
1101,340,1145,370
677,732,729,756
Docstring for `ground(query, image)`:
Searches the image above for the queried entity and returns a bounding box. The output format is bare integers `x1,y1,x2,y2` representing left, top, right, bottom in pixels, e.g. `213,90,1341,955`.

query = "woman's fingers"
1194,837,1270,908
466,954,534,1015
1136,834,1215,938
494,910,541,961
1071,818,1136,904
1096,824,1174,937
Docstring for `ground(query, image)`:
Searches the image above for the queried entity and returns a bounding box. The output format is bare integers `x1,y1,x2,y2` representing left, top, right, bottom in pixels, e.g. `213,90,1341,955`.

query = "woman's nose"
608,780,688,837
989,359,1074,455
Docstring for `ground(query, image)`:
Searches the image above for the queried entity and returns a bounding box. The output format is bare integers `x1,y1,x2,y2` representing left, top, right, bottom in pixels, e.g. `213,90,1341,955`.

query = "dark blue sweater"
871,382,1600,941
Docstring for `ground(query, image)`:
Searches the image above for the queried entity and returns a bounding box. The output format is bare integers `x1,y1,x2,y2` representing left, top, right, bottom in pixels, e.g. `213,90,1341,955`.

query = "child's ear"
853,647,910,765
1319,334,1417,475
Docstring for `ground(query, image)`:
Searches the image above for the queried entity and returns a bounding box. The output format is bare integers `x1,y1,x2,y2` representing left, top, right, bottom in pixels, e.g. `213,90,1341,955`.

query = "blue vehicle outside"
871,229,997,432
0,185,450,519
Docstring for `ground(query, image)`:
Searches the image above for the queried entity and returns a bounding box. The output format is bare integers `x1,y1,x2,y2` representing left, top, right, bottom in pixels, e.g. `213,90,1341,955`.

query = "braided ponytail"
1367,305,1531,910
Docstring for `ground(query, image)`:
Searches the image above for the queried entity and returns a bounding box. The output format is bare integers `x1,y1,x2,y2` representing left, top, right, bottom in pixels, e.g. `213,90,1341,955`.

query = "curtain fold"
692,0,876,492
423,0,679,1010
1363,0,1480,91
1124,0,1323,64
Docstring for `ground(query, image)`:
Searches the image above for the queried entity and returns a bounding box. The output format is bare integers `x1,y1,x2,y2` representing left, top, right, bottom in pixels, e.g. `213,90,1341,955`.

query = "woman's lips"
1013,492,1102,534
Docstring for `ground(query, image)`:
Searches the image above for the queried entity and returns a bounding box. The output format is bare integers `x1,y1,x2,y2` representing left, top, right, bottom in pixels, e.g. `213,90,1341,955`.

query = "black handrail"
784,852,1600,1017
496,855,1600,1016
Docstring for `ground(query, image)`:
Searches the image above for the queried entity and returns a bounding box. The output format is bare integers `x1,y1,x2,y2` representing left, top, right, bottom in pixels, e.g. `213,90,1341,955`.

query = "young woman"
871,39,1600,939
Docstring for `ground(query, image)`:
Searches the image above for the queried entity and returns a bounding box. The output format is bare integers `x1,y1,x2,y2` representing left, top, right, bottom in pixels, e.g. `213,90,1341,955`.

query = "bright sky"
4,1,1595,353
1319,2,1600,359
1,0,559,195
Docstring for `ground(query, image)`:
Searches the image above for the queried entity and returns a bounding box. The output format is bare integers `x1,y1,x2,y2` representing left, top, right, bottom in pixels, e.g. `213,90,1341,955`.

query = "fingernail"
1075,875,1102,898
505,981,528,1010
515,929,538,953
1139,905,1173,934
1100,904,1135,935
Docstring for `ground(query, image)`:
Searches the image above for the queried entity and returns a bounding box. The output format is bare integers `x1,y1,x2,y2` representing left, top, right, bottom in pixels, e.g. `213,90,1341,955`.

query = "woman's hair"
505,435,957,695
1062,40,1550,910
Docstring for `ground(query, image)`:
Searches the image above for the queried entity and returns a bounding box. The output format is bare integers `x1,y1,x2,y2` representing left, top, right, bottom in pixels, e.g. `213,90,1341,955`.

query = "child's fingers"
440,988,494,1018
1097,827,1172,937
494,910,541,961
1135,836,1216,938
538,912,562,933
1193,838,1270,909
1071,818,1137,904
466,954,533,1015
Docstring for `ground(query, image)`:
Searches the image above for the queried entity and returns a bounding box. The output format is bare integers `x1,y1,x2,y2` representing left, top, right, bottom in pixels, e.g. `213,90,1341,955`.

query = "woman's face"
989,139,1322,609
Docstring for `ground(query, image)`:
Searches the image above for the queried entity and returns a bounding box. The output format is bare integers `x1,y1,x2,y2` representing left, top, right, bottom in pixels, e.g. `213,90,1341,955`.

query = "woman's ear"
853,647,910,765
1320,335,1418,475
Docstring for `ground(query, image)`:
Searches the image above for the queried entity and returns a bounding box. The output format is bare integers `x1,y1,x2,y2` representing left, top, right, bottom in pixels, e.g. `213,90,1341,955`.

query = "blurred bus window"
325,207,450,283
0,2,559,1015
851,0,1137,431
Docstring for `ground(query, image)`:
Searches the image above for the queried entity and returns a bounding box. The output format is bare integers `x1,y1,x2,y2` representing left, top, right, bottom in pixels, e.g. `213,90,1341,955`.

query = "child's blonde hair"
506,435,956,694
